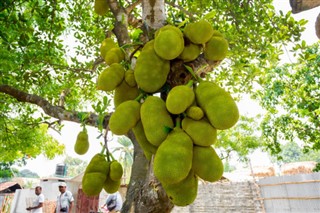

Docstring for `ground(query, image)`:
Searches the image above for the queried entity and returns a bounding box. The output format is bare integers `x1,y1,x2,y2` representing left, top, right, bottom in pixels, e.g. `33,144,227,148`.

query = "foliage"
63,155,88,177
254,43,320,155
215,115,262,162
0,162,18,178
16,169,40,178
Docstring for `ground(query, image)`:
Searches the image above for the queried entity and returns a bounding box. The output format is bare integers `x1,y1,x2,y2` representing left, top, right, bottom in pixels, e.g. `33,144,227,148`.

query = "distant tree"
16,169,40,178
0,162,20,179
63,155,88,177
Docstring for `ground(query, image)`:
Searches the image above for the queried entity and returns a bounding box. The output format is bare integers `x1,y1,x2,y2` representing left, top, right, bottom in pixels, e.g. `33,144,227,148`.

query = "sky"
18,2,319,178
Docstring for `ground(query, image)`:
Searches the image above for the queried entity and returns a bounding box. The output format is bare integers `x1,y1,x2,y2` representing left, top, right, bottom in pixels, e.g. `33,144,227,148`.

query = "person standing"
55,182,74,213
26,186,45,213
101,191,123,213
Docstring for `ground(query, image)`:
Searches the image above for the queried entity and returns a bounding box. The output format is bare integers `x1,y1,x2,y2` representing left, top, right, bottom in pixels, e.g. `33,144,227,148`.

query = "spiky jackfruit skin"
182,117,217,146
162,170,198,206
178,42,201,62
140,96,174,146
96,63,125,92
184,20,214,44
154,25,184,60
204,36,228,61
109,160,123,181
109,100,140,135
124,69,137,87
94,0,109,16
153,127,193,185
186,106,204,120
134,41,170,93
166,85,195,114
113,80,139,108
100,38,118,59
132,121,158,156
74,130,89,155
104,47,125,65
192,146,223,182
195,81,239,130
82,172,107,196
82,154,110,196
103,176,121,194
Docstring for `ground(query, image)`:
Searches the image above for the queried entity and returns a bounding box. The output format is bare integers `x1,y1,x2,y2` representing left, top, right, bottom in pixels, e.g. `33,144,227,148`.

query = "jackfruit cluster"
90,18,239,207
82,153,123,196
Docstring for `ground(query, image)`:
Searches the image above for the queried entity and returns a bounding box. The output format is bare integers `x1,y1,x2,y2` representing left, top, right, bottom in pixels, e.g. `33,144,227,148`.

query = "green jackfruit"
162,170,198,206
182,117,217,146
192,146,223,182
103,176,121,194
195,81,239,130
166,85,195,114
97,63,125,92
74,130,89,155
114,80,139,108
186,106,204,120
178,42,201,62
134,40,170,93
141,96,174,146
124,69,137,87
212,30,223,37
100,38,118,59
82,172,106,196
109,160,123,181
132,121,157,156
204,36,228,61
94,0,109,16
184,20,214,44
109,100,140,135
153,127,193,185
85,153,109,174
104,47,125,65
154,25,184,60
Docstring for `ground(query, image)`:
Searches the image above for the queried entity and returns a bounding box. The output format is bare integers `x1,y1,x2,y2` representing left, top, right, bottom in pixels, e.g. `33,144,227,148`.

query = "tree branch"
0,84,110,128
125,0,142,14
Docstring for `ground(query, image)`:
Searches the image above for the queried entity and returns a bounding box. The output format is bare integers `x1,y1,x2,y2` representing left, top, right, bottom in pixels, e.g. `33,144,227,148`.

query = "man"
101,191,123,213
26,186,45,213
55,182,74,213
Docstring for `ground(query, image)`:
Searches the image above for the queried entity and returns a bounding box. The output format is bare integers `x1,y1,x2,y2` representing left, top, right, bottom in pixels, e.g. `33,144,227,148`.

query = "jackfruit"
100,38,118,59
109,160,123,181
162,170,198,206
166,85,195,114
124,69,137,87
154,25,184,60
97,63,125,92
94,0,109,16
113,80,139,108
140,96,174,146
74,130,89,155
109,100,140,135
182,117,217,146
153,127,193,184
184,20,214,44
195,81,239,130
186,106,204,120
192,146,223,182
84,153,109,174
134,40,170,93
204,36,228,61
104,47,125,65
103,175,121,193
82,172,107,196
132,121,158,156
178,42,201,62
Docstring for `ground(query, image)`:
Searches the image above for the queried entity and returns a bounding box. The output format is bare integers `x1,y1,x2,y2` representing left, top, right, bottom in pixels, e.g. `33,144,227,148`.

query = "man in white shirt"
26,186,45,213
55,182,74,213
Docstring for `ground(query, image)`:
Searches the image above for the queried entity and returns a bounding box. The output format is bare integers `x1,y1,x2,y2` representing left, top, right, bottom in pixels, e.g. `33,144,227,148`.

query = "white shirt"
32,193,45,213
56,191,74,213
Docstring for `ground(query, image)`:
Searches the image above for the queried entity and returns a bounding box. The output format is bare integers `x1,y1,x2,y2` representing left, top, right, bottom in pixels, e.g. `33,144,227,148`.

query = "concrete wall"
172,181,263,213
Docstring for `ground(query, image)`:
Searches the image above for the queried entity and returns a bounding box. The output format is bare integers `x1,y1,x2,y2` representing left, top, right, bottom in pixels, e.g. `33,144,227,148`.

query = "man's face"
35,187,41,195
59,186,66,193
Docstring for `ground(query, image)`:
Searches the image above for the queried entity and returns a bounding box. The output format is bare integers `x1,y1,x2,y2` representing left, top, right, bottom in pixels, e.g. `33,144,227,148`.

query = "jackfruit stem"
186,80,194,87
175,116,181,128
134,92,145,102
